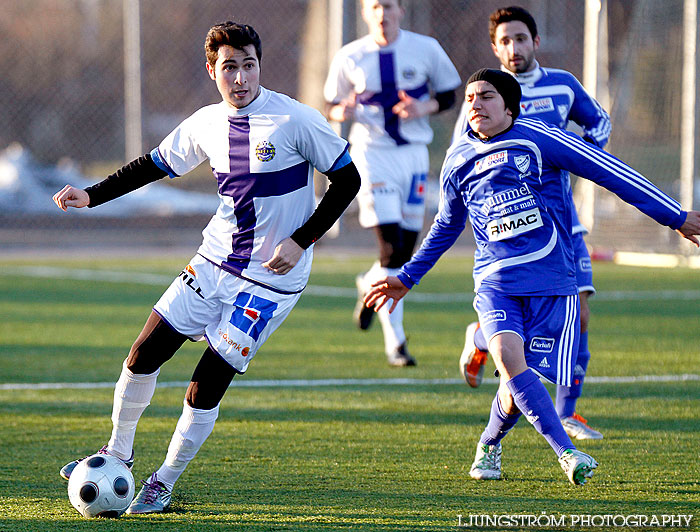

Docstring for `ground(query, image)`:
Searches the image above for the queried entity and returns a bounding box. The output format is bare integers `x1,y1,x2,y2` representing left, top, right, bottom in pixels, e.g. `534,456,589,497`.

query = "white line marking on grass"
7,266,700,302
1,374,698,391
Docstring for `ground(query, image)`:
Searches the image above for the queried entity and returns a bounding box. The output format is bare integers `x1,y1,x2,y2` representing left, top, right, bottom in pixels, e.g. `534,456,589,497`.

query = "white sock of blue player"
155,401,219,491
479,394,522,445
107,361,160,460
555,331,590,419
506,369,575,457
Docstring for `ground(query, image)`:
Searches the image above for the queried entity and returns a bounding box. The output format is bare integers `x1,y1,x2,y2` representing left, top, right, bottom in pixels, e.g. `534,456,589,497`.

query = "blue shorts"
573,233,594,295
473,291,580,386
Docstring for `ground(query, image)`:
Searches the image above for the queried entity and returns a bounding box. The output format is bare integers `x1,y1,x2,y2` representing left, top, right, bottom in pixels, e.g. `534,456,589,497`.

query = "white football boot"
469,442,502,480
558,449,598,485
561,413,603,440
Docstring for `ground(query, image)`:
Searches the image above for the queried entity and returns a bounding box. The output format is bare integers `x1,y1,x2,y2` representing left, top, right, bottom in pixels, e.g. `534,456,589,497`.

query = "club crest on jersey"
530,337,555,353
402,67,417,80
487,207,543,241
514,154,530,174
475,151,508,173
520,97,554,115
255,140,276,162
558,104,569,121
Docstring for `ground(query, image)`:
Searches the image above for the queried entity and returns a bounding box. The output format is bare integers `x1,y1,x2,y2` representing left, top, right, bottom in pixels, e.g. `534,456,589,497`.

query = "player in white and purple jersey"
324,0,460,367
454,6,611,441
52,22,360,514
364,69,700,484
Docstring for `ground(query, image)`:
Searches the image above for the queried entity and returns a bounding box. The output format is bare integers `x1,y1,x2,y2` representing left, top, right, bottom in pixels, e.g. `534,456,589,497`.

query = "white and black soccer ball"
67,454,135,518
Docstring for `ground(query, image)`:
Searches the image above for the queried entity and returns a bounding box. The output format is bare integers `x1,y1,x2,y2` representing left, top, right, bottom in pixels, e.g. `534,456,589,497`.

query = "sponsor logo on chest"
487,207,543,241
520,97,555,115
475,150,508,173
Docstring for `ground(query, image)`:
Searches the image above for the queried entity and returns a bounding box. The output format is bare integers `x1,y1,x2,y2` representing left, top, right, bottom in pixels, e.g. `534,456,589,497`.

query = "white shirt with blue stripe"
399,118,686,295
151,87,349,293
324,29,461,149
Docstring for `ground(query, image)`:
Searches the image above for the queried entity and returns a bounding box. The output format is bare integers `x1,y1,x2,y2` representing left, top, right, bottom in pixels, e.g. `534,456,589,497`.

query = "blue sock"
507,369,575,457
480,394,522,445
474,324,488,352
556,331,590,418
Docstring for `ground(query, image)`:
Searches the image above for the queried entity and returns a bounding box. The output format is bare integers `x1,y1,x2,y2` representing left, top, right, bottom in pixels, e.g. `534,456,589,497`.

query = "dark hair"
205,22,262,68
467,68,522,119
488,6,538,43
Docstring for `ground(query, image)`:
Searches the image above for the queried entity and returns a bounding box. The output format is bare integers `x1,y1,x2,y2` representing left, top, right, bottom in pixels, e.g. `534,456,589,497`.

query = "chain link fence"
0,0,694,254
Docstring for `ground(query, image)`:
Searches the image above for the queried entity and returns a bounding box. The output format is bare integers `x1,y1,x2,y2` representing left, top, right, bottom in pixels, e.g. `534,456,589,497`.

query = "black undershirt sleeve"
290,161,361,249
85,153,168,208
435,89,457,113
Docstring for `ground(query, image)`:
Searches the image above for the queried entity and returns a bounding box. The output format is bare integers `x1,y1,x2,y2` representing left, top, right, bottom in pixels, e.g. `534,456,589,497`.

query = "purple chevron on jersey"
215,116,310,275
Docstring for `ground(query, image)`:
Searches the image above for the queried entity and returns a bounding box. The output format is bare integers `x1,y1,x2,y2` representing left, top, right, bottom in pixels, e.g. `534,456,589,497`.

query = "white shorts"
153,254,301,373
351,143,429,232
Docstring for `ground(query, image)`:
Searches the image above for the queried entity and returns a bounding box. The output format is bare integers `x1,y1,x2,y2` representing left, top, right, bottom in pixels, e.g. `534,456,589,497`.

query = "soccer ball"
67,454,135,518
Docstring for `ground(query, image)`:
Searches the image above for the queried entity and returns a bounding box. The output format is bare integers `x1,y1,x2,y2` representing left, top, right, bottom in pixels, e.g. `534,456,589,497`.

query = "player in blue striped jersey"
364,69,700,484
454,6,611,441
53,22,360,513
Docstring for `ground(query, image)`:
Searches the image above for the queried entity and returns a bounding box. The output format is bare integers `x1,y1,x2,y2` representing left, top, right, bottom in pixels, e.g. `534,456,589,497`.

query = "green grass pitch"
0,252,699,531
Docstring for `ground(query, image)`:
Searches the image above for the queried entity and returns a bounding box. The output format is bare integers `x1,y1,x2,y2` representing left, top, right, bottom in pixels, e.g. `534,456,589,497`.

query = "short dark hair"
205,22,262,68
488,6,538,43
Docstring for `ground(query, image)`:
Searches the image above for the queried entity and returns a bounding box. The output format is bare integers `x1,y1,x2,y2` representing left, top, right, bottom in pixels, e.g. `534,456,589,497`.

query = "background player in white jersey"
323,0,461,366
455,6,609,440
52,22,360,514
364,69,700,484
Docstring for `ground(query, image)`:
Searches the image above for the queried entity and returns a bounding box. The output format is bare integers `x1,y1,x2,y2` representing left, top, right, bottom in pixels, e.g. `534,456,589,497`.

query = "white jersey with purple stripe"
324,29,460,149
152,87,349,293
453,63,611,235
399,118,686,295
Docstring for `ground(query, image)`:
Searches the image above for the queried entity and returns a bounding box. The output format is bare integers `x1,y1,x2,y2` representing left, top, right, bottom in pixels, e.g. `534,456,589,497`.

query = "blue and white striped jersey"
152,87,349,293
324,29,461,149
398,118,686,296
453,63,612,234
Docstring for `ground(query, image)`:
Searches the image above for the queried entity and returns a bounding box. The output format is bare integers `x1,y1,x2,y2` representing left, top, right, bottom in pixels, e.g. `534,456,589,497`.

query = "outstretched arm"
52,152,168,212
364,276,410,314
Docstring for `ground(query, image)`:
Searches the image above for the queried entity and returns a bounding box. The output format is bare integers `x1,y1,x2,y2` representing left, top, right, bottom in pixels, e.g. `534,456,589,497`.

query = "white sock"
107,360,159,461
155,401,219,491
365,264,406,354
